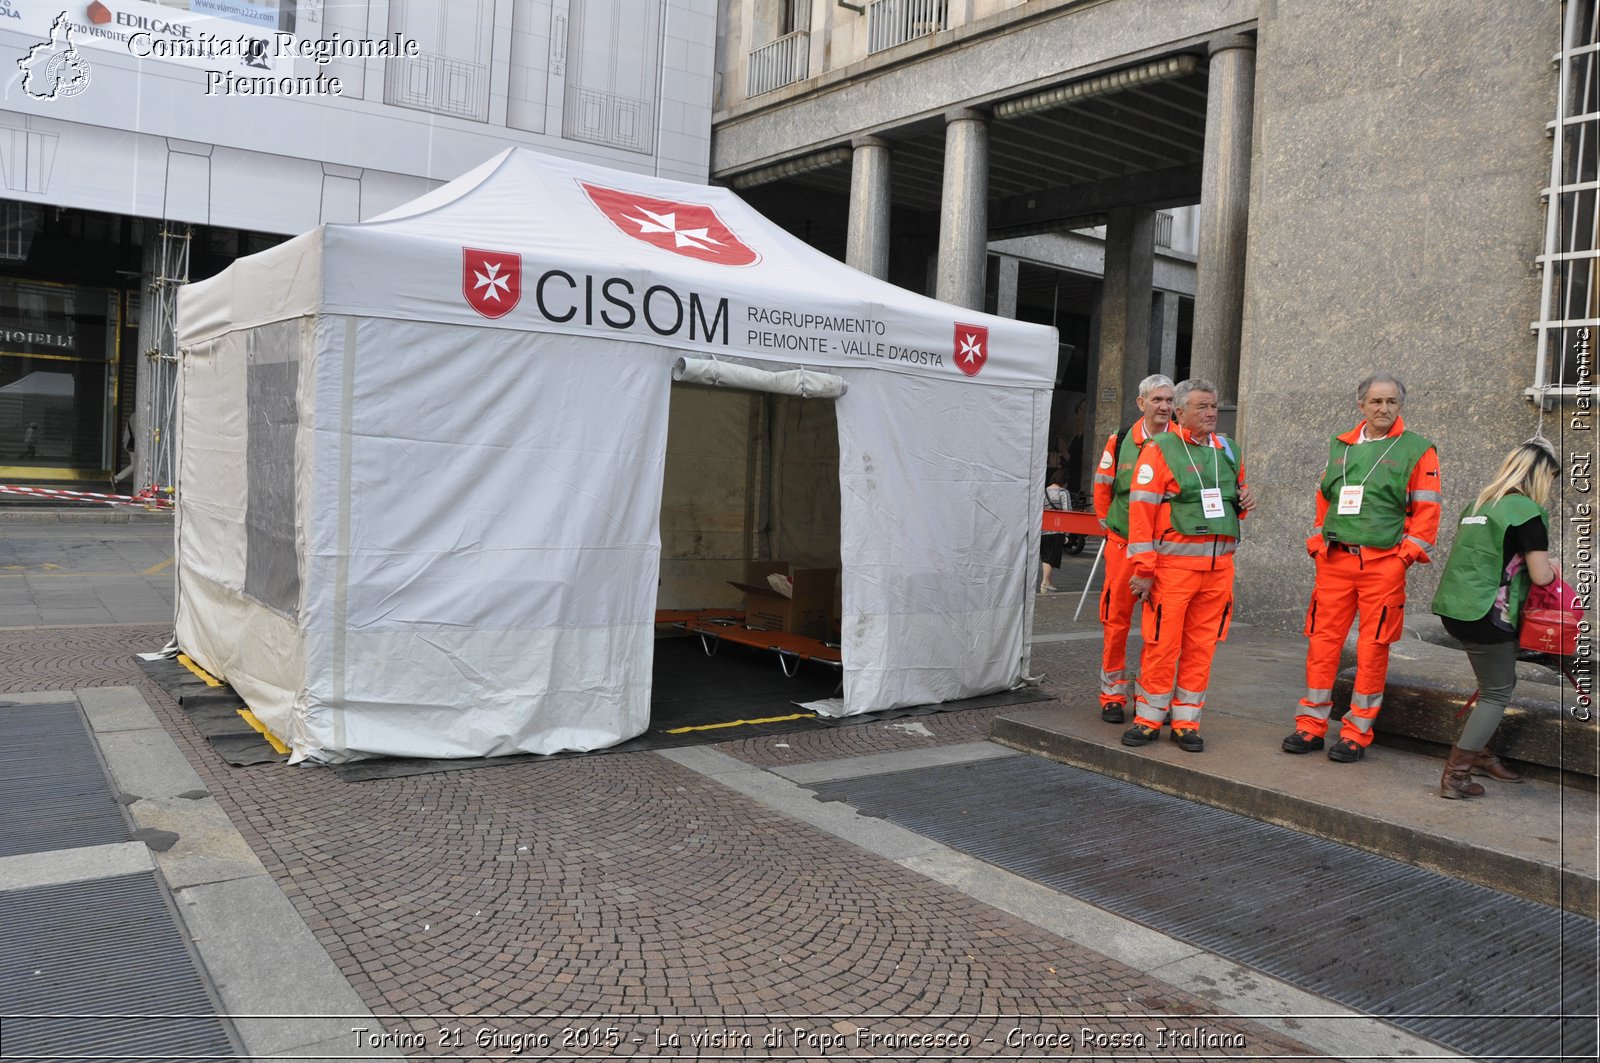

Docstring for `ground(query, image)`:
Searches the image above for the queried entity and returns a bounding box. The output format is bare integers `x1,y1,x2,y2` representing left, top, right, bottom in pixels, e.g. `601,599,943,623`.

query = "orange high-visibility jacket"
1127,425,1248,577
1092,419,1165,526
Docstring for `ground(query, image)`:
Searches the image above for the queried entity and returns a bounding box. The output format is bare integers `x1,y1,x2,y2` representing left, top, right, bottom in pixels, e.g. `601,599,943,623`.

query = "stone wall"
1235,0,1577,636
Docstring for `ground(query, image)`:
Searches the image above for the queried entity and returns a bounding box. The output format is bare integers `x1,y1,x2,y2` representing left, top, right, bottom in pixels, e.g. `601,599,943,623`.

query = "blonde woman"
1430,442,1561,799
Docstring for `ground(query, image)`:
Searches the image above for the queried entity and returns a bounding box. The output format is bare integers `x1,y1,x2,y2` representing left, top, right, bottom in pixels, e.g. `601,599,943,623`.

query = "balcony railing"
866,0,947,55
1155,210,1174,249
748,31,810,98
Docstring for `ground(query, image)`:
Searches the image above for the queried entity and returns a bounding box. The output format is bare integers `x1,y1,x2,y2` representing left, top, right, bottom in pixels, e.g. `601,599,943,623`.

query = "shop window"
0,280,117,479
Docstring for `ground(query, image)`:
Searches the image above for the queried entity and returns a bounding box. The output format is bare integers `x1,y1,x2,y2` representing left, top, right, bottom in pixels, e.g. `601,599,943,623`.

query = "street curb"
990,715,1599,915
0,507,173,523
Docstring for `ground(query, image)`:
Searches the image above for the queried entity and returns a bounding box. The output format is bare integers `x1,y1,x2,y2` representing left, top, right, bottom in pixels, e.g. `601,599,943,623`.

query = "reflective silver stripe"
1134,683,1172,710
1100,670,1127,696
1154,539,1238,557
1350,691,1384,711
1404,535,1433,557
1346,713,1376,733
1408,490,1442,503
1094,473,1115,485
1126,543,1156,557
1174,686,1208,709
1297,702,1333,722
1302,688,1334,705
1308,528,1323,540
1128,490,1164,504
1171,706,1202,724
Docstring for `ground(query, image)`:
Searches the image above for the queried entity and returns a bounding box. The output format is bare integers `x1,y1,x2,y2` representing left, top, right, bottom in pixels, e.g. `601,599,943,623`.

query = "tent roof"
182,148,1057,389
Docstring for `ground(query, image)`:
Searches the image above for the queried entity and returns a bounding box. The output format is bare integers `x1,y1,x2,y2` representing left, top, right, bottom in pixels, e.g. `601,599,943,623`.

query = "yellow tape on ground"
665,712,815,734
237,708,290,755
176,654,222,687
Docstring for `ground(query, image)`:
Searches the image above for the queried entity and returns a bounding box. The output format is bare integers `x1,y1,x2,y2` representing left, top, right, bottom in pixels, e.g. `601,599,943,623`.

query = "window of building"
385,0,494,122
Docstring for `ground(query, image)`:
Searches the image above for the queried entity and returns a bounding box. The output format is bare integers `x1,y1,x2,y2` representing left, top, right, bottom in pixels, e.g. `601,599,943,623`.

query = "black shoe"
1282,729,1325,755
1120,723,1160,747
1101,701,1126,724
1327,738,1366,762
1171,728,1205,752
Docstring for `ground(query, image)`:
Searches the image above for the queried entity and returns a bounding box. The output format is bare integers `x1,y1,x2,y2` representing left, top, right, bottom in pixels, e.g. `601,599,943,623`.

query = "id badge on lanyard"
1337,484,1364,515
1200,487,1226,518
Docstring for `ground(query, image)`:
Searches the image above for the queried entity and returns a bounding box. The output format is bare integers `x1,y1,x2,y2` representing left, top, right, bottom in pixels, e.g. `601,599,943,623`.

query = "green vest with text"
1431,493,1546,627
1105,427,1147,538
1149,431,1241,538
1318,431,1434,548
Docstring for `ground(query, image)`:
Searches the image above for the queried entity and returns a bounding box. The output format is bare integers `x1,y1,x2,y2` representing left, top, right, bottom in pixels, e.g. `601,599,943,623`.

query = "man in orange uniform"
1283,372,1441,762
1123,379,1252,752
1092,374,1175,723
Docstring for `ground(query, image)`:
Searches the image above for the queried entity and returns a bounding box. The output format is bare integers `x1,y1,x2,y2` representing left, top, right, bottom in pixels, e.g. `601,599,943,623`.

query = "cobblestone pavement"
3,623,1315,1059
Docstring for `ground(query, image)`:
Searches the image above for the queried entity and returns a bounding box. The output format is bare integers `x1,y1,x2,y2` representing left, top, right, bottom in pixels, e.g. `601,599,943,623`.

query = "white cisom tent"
174,147,1058,764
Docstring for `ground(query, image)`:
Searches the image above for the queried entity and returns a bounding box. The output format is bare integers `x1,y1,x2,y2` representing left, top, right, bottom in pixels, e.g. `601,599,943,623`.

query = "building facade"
0,0,717,492
711,0,1598,632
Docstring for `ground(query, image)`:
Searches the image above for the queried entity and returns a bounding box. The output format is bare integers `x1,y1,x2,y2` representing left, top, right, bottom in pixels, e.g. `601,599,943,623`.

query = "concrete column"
935,108,990,310
1080,288,1104,491
846,136,893,280
1094,206,1156,436
1152,290,1180,380
994,255,1019,319
1190,33,1256,404
132,232,159,493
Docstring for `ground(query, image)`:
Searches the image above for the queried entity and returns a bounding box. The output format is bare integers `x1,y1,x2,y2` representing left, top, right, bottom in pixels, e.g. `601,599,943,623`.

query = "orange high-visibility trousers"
1098,533,1135,707
1296,549,1408,748
1132,562,1235,733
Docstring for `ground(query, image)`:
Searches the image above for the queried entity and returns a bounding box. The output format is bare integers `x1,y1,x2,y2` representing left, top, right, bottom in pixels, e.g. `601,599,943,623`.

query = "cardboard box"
729,561,837,640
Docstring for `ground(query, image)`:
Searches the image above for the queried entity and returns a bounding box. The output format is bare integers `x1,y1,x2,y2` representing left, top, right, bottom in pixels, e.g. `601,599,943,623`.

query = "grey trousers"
1457,639,1520,752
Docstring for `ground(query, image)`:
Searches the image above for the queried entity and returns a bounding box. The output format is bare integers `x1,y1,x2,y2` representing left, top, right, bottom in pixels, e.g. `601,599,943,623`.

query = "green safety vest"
1105,426,1148,538
1431,493,1547,627
1318,430,1434,548
1148,431,1241,538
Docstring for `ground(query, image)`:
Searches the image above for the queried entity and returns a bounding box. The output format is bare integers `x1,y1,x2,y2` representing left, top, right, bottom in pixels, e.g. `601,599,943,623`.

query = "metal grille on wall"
1532,0,1599,403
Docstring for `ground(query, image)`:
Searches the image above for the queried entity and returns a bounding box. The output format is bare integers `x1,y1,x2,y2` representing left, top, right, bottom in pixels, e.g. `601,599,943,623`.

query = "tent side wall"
174,233,323,747
173,319,314,740
291,317,674,761
833,372,1047,714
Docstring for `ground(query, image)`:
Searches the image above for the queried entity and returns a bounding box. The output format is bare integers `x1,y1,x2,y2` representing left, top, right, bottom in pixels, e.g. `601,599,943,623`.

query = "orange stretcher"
655,607,745,625
1041,509,1105,536
684,617,842,678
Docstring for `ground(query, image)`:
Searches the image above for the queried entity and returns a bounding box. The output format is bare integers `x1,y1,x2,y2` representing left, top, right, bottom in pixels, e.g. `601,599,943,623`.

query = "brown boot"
1471,743,1523,783
1440,746,1487,800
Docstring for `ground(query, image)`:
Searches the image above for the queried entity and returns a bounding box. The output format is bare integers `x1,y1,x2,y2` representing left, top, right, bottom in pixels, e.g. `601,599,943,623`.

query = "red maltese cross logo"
580,182,758,266
462,248,521,319
954,323,989,377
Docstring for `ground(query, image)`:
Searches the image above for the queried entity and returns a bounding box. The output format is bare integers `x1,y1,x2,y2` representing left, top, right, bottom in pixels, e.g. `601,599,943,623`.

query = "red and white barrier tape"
0,484,174,508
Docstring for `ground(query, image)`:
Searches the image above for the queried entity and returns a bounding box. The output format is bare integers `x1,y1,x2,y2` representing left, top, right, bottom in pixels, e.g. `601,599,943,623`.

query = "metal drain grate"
0,872,237,1058
816,755,1600,1062
0,701,130,858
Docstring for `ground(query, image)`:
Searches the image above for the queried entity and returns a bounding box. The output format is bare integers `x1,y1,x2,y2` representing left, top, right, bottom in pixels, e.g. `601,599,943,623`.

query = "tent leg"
1073,540,1107,622
777,651,800,678
698,633,720,656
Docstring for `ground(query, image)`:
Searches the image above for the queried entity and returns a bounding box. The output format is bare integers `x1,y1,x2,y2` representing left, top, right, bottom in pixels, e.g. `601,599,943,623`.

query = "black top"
1440,516,1550,644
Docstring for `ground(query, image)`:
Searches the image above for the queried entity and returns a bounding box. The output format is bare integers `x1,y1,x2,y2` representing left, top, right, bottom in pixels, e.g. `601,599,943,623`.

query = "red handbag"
1519,577,1584,657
